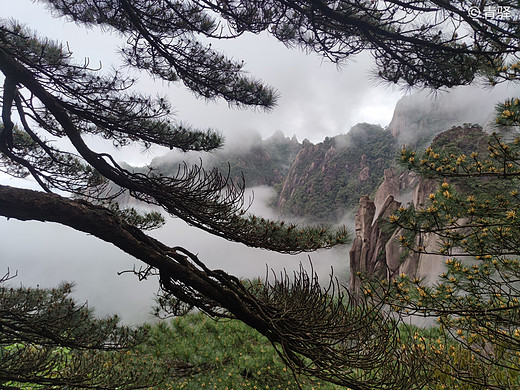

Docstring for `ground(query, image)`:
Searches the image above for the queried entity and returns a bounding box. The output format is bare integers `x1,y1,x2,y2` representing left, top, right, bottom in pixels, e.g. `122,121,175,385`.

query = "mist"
3,84,519,324
149,128,266,169
3,0,520,328
391,83,520,146
0,186,349,324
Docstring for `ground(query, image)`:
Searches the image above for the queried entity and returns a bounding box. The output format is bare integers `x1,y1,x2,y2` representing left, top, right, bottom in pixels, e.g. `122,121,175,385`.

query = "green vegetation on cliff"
277,123,397,221
152,131,302,188
150,124,398,222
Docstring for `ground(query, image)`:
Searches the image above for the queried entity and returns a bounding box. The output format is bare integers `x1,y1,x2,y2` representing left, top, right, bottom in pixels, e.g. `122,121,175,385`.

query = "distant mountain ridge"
148,91,505,222
276,123,396,221
150,130,302,188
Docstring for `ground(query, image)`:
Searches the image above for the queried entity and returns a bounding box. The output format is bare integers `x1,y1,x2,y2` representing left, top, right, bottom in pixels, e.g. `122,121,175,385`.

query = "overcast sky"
2,0,520,323
2,0,407,164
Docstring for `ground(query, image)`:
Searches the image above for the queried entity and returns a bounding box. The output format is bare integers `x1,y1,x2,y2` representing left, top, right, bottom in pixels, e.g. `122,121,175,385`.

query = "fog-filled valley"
4,1,520,388
0,185,349,324
2,84,518,324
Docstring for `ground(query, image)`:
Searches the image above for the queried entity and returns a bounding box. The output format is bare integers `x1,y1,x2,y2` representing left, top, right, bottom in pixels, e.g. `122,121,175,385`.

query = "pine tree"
385,107,520,387
0,1,350,325
0,272,167,389
2,2,520,389
194,0,520,89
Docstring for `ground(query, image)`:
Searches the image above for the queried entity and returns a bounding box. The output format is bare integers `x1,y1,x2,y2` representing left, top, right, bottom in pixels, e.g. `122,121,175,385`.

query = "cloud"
149,186,350,283
5,0,403,166
0,186,350,324
5,0,519,327
404,83,520,127
0,219,158,324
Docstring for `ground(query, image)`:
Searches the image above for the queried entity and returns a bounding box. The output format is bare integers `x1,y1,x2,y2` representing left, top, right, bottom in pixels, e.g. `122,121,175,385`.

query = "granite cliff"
348,125,491,292
273,92,492,222
275,123,397,221
147,93,494,224
348,169,442,292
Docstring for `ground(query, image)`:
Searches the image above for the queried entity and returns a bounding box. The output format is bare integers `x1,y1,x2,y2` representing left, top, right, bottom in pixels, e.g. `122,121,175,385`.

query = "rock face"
276,142,335,210
349,168,447,292
387,93,491,150
373,168,400,217
358,165,370,182
350,125,492,290
349,194,401,293
276,124,397,221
